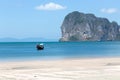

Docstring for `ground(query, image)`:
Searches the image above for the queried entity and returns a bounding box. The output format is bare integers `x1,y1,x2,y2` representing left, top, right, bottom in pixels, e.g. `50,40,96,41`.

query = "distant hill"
60,11,120,41
0,38,57,42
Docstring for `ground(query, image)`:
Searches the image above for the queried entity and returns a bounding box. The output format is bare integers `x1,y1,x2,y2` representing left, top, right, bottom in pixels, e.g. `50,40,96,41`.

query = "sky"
0,0,120,40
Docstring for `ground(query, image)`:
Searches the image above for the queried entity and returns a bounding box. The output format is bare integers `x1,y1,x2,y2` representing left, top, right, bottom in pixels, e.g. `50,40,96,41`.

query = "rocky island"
60,11,120,41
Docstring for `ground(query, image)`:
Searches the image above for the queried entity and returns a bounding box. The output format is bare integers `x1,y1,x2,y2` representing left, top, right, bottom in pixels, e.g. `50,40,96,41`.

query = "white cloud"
35,2,66,10
101,8,119,14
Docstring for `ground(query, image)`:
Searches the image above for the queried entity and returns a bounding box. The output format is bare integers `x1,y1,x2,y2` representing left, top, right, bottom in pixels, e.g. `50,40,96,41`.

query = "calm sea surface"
0,42,120,61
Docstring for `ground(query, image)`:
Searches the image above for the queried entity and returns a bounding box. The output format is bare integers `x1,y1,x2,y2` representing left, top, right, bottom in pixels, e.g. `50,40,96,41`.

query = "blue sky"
0,0,120,40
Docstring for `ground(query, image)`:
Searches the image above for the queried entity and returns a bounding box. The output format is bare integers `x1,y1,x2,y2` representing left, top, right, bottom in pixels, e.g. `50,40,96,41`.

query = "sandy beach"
0,58,120,80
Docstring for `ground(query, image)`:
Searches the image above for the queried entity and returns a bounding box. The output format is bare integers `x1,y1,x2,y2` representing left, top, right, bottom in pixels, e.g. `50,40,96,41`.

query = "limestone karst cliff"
60,11,120,41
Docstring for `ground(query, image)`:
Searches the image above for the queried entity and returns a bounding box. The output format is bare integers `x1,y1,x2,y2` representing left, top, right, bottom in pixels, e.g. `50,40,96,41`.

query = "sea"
0,41,120,61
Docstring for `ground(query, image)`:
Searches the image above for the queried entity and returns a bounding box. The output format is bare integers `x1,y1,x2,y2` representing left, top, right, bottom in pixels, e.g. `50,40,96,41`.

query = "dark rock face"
60,11,120,41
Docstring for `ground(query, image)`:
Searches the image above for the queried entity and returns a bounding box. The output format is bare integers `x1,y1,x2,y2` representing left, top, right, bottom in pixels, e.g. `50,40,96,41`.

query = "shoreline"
0,56,120,63
0,57,120,80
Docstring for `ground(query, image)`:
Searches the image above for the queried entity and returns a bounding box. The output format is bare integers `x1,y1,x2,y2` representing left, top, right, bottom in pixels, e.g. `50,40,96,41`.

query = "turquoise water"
0,42,120,61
